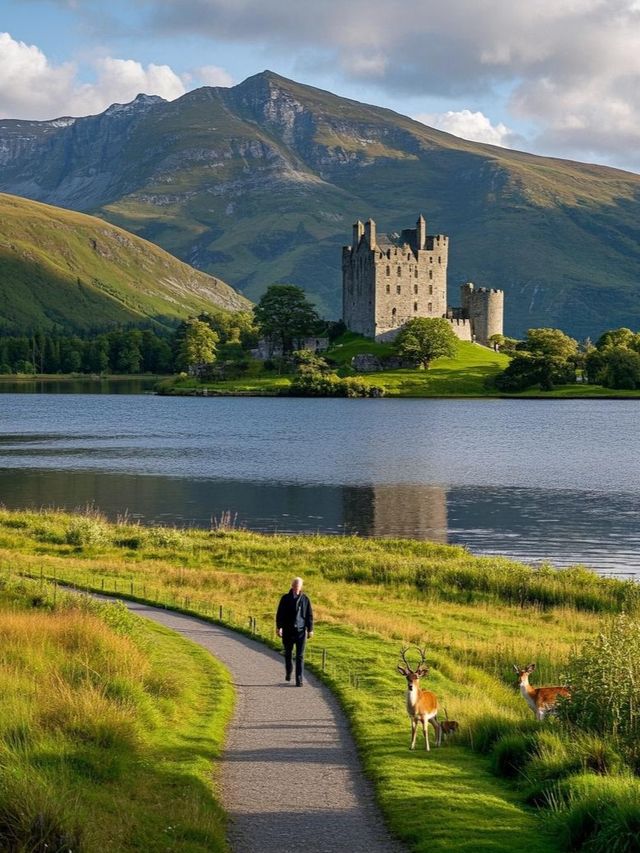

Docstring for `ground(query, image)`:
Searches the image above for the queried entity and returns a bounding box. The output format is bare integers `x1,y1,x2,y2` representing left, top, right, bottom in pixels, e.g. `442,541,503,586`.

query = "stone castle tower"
342,215,504,345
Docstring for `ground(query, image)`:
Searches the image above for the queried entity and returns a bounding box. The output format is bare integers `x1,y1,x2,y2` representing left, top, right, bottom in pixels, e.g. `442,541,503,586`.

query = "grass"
0,571,233,852
160,338,511,397
4,509,640,851
0,192,249,334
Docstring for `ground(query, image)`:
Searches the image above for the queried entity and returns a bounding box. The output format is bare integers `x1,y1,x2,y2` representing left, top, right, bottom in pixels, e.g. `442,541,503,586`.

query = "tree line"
0,308,257,376
493,326,640,391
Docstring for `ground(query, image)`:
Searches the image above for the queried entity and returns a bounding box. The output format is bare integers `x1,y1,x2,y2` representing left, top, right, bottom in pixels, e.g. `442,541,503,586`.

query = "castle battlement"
343,218,504,346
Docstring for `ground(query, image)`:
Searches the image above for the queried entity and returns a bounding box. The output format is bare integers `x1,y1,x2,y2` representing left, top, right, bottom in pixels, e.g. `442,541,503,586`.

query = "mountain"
2,72,640,337
0,193,250,334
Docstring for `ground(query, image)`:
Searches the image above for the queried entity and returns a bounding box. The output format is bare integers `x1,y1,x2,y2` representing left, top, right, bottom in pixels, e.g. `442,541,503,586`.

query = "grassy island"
1,508,640,851
158,337,511,397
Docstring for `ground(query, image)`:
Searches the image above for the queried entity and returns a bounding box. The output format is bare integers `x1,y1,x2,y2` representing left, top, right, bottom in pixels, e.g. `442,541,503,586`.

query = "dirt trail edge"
121,600,403,853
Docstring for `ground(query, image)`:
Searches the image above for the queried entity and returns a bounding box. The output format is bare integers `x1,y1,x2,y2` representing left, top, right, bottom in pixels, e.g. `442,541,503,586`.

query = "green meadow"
2,508,640,851
161,337,511,397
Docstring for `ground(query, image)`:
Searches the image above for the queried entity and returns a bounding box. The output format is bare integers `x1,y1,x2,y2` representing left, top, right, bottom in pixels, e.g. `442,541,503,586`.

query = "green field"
0,571,233,851
160,338,511,397
2,508,639,851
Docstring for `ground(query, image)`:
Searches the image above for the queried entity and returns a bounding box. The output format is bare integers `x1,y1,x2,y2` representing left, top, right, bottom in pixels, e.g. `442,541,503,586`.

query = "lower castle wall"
374,317,472,343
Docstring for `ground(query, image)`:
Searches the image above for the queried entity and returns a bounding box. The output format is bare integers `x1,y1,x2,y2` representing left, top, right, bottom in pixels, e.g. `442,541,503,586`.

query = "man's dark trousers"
283,628,306,684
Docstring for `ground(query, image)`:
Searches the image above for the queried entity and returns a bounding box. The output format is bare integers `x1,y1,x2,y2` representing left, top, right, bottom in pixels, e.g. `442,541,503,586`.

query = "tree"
596,327,639,351
394,317,457,369
598,346,640,389
176,319,219,371
198,310,258,348
525,328,579,360
253,285,319,355
494,353,575,392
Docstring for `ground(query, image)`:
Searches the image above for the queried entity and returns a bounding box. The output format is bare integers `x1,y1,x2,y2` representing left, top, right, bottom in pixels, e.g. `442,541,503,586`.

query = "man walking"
276,576,313,687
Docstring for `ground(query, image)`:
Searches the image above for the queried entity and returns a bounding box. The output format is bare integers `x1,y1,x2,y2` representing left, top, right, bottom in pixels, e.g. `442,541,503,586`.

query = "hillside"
0,193,250,333
2,74,640,336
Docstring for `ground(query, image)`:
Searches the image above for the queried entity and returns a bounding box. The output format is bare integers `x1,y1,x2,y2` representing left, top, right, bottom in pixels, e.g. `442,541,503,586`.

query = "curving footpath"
121,600,403,853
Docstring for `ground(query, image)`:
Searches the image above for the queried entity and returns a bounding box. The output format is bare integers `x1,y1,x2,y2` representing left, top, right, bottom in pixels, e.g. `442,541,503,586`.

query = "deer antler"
399,646,414,672
414,645,430,675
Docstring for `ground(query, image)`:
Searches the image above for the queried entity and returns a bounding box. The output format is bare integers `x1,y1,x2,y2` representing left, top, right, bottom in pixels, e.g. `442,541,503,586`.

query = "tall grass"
0,574,232,852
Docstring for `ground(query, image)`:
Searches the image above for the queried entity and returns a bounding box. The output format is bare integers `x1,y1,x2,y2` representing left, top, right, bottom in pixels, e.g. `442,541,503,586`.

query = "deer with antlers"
513,663,571,720
397,646,441,751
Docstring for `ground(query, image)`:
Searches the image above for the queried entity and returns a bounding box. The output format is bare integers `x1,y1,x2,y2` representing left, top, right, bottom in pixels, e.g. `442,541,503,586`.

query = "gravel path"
122,600,402,853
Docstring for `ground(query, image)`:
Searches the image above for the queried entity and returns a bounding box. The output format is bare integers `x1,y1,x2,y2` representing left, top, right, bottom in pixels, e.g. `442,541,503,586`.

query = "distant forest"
0,328,174,375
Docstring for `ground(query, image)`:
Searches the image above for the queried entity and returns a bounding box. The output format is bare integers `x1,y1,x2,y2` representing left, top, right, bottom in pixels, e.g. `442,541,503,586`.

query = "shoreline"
2,373,639,399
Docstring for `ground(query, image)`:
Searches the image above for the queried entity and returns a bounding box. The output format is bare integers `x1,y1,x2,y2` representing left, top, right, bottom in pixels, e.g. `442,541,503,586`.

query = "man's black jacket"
276,591,313,634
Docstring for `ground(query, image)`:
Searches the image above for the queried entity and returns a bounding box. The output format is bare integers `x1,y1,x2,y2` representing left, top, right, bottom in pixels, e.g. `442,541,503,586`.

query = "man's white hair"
292,576,303,586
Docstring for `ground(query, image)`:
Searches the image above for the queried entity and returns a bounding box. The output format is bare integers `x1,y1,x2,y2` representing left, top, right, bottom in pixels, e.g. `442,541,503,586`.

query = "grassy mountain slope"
0,193,250,333
2,73,640,336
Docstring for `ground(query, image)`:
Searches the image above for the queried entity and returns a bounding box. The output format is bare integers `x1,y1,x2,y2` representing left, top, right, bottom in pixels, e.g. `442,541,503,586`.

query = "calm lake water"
1,391,639,576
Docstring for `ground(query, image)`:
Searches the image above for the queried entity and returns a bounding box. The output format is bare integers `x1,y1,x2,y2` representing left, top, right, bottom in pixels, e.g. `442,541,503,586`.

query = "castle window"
386,284,390,294
414,268,418,278
428,302,432,312
429,270,433,280
414,284,418,294
429,285,433,295
414,302,418,312
392,307,397,317
396,285,401,294
429,256,433,263
386,265,390,276
438,256,441,264
397,266,402,276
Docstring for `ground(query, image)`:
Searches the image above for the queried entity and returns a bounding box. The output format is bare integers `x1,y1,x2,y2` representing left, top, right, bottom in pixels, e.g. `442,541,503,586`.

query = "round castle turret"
460,282,504,345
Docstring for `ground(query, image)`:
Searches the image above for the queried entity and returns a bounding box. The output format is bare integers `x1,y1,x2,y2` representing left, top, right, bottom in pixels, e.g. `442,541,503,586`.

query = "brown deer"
397,646,441,750
513,663,570,720
440,708,460,740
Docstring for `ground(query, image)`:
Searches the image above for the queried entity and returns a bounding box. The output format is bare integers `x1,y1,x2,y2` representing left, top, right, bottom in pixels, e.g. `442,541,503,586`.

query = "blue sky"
3,0,640,172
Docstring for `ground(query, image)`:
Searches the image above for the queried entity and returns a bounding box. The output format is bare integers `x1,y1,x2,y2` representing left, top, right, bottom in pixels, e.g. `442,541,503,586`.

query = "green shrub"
145,526,188,549
65,517,110,548
559,614,640,749
289,370,384,397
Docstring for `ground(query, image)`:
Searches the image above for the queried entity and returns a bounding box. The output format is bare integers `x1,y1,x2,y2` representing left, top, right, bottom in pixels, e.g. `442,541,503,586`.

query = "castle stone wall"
342,217,449,342
446,317,473,341
373,236,448,340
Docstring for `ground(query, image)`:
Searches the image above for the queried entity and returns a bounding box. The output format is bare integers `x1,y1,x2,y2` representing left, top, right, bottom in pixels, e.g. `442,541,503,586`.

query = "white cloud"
414,109,520,148
0,32,201,119
194,64,234,87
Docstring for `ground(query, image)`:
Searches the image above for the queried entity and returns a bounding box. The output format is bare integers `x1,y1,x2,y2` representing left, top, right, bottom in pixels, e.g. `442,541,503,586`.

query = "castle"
342,215,504,345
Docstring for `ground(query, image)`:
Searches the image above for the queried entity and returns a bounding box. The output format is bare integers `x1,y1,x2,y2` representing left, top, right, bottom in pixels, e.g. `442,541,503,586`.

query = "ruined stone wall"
373,235,448,340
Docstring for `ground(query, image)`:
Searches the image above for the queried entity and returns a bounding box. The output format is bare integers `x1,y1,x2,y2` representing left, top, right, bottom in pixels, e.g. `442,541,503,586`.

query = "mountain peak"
103,93,166,117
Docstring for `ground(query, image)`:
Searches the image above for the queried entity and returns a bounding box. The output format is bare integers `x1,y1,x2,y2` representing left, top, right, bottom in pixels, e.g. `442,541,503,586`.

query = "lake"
1,392,639,576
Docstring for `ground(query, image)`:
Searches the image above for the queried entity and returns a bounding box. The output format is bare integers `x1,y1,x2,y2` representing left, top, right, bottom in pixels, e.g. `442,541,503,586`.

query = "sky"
3,0,640,173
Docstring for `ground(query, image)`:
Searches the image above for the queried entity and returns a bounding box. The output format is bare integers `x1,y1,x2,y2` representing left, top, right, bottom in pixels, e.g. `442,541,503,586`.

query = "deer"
513,663,571,721
397,646,441,751
440,708,460,740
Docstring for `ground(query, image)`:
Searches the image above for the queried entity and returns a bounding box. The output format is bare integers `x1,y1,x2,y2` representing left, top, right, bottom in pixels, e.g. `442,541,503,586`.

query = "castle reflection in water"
342,484,447,542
